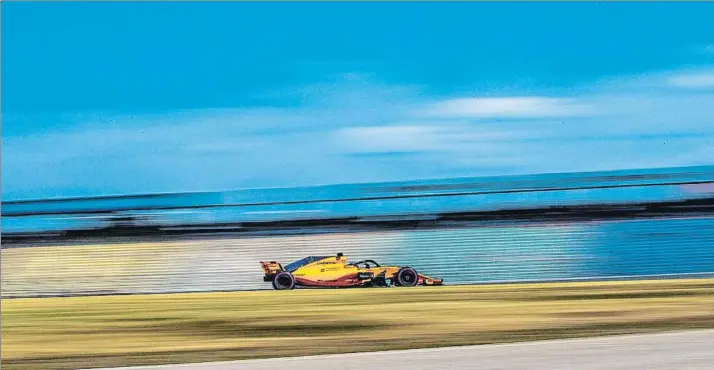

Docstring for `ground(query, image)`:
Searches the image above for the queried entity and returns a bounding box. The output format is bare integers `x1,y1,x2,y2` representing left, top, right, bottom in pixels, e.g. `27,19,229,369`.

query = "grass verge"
3,278,714,370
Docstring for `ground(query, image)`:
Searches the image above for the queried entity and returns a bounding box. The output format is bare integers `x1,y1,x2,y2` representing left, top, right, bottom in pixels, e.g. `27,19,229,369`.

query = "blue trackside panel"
383,224,593,284
382,217,714,284
587,217,714,277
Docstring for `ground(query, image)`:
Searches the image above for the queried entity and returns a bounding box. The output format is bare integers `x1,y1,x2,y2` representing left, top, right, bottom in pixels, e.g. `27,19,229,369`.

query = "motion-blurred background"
3,165,714,298
2,2,714,370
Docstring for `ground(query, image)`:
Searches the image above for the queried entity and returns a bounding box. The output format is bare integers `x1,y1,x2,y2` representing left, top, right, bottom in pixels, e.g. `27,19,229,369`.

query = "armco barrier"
2,216,714,298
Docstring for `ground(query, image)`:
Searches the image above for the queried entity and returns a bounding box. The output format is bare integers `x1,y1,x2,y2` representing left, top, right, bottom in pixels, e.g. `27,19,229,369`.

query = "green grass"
3,278,714,370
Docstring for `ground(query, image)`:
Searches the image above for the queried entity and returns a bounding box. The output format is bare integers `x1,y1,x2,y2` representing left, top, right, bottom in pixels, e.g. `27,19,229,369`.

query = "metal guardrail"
3,165,714,234
4,165,713,216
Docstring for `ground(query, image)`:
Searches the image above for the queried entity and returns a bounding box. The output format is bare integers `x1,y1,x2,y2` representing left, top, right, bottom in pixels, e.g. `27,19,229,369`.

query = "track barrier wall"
3,216,714,298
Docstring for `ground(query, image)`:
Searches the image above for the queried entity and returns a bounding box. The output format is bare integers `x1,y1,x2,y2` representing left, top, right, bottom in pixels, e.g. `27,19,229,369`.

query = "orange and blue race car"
260,253,443,290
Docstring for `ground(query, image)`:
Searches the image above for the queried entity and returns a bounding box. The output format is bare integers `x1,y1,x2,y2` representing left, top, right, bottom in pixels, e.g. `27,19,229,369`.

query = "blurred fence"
4,165,714,234
3,215,714,298
3,165,714,298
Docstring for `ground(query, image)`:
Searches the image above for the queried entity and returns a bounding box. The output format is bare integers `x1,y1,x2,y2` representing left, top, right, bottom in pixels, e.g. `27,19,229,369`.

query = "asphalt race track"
91,329,714,370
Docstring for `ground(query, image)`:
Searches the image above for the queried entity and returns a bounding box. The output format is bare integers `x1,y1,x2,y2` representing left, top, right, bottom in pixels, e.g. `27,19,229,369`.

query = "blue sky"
3,2,714,201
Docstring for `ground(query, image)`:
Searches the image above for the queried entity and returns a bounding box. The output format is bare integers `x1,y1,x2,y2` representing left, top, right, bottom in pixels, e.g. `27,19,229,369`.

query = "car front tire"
395,267,419,287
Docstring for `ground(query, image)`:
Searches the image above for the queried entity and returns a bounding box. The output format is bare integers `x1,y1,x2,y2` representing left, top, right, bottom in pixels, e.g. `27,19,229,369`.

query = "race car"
260,252,443,290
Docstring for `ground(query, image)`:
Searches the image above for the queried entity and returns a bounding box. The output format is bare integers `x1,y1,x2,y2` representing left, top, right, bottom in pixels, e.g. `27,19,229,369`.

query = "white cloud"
335,125,441,152
334,123,528,154
667,72,714,89
591,66,714,92
417,97,595,119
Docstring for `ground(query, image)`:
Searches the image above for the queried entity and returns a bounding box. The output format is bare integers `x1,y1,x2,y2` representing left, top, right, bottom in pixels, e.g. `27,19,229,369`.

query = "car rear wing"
260,261,284,281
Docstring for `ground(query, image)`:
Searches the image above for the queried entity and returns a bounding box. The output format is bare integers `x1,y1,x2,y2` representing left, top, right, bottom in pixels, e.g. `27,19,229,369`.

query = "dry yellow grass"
1,242,192,296
3,278,714,370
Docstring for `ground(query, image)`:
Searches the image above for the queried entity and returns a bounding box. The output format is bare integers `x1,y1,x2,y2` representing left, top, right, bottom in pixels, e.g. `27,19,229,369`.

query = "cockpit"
348,259,381,269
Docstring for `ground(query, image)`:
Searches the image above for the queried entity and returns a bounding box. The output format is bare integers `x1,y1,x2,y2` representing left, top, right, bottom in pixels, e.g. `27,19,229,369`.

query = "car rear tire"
395,267,419,287
272,271,296,290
